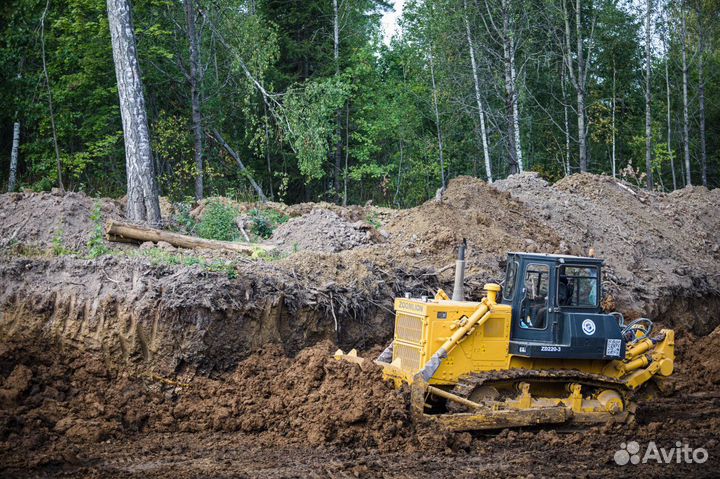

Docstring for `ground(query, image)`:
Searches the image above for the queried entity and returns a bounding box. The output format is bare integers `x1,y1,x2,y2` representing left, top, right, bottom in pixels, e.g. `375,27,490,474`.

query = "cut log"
105,220,274,254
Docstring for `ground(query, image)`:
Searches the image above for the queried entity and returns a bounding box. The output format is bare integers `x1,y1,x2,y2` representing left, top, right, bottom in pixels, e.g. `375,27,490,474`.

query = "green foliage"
248,208,289,239
86,202,109,259
196,201,239,241
284,77,351,181
145,247,181,266
531,164,565,184
142,247,238,279
153,113,195,201
1,0,719,203
171,198,197,234
51,228,73,256
366,211,381,229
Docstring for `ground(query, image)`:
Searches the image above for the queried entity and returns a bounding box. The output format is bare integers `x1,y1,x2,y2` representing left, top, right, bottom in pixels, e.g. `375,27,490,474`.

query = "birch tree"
481,0,524,174
562,0,594,172
107,0,162,223
7,122,20,192
611,63,616,178
463,0,492,183
428,48,446,190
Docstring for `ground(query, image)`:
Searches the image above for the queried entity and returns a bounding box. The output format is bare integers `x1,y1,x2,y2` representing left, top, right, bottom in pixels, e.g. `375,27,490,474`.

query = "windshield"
558,265,598,307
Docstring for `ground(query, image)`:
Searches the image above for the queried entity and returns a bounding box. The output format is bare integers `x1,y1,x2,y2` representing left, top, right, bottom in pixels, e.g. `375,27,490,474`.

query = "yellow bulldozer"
336,245,674,431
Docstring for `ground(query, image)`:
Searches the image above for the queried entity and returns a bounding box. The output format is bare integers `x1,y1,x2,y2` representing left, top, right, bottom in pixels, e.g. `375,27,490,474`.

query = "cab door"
511,259,556,343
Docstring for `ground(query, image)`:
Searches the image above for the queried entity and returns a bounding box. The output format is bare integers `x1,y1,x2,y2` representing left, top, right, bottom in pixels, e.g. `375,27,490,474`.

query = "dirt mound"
3,333,720,478
271,209,380,253
374,176,565,297
0,338,418,471
0,191,123,252
194,345,412,448
674,325,720,393
493,172,720,331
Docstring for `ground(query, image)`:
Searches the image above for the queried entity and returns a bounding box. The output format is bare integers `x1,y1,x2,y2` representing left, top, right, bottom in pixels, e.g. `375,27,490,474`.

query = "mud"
2,174,720,477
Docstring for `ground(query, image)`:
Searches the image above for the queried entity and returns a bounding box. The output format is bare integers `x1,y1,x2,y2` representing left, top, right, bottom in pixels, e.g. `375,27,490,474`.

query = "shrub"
87,202,109,258
248,208,288,239
196,201,239,241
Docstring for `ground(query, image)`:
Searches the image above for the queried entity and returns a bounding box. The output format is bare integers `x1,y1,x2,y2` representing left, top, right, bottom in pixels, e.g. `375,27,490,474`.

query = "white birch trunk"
107,0,162,224
510,49,523,172
501,0,521,174
8,122,20,192
575,0,587,172
463,0,492,183
562,65,571,176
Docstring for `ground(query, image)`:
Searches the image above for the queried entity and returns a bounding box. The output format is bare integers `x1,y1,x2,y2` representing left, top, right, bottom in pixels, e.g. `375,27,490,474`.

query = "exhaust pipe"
451,239,467,301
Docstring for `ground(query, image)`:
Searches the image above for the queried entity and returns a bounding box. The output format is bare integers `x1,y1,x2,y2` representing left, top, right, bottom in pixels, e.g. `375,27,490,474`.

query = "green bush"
87,202,109,258
248,208,288,239
171,197,197,234
196,201,239,241
52,228,72,256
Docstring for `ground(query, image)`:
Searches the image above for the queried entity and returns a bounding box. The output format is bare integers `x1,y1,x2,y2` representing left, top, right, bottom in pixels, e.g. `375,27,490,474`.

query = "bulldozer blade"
333,348,365,365
432,407,570,431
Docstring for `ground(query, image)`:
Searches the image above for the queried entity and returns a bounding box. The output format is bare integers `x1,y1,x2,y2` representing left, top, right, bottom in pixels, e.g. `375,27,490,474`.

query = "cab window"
558,266,598,307
519,263,549,329
503,260,519,300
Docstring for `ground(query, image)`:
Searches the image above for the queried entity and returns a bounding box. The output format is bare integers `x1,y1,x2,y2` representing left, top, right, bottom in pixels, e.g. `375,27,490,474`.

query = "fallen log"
105,220,274,255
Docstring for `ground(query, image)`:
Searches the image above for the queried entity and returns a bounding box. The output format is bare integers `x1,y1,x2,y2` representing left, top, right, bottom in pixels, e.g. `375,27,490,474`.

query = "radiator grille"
394,342,422,372
395,313,423,343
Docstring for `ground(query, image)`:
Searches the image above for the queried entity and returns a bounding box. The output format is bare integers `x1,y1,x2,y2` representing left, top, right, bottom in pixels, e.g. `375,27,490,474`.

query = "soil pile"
271,209,380,253
382,176,565,269
0,192,123,252
0,338,416,472
493,172,720,331
674,325,720,393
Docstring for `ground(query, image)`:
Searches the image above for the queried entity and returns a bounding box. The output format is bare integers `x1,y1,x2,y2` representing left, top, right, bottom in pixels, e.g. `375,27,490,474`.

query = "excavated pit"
2,174,720,477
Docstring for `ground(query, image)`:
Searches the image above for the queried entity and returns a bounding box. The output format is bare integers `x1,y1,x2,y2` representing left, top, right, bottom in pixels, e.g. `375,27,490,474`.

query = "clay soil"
2,173,720,478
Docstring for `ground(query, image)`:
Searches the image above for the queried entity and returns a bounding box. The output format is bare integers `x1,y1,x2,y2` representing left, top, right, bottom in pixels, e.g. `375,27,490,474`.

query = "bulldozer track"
447,368,632,412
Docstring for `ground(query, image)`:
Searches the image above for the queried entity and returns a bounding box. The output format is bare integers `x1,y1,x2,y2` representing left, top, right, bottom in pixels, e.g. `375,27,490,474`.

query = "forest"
0,0,718,209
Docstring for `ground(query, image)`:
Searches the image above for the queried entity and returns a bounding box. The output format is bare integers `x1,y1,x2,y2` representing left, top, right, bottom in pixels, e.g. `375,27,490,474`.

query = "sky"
380,0,405,45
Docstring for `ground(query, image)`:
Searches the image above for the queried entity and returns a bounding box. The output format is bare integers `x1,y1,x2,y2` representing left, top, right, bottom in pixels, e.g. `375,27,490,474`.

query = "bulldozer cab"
502,253,625,360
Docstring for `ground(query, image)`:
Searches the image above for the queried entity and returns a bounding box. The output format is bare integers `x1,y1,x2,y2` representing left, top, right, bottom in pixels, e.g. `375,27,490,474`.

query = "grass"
87,202,109,258
142,247,238,279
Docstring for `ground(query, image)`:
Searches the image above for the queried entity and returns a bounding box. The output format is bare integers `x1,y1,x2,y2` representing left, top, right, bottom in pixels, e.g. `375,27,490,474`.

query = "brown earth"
1,173,720,477
270,208,381,253
0,191,124,252
494,173,720,333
